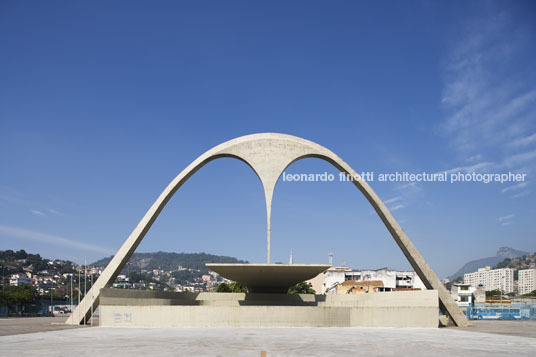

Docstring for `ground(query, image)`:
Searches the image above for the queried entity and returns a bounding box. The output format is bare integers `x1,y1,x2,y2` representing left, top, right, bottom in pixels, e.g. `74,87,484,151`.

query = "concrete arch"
66,133,468,327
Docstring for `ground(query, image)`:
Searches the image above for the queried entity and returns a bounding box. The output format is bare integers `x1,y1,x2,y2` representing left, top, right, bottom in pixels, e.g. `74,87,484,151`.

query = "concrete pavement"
0,317,81,337
1,324,535,356
465,320,536,338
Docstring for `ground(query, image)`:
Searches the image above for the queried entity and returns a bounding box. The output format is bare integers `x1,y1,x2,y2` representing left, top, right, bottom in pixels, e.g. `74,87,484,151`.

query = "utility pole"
70,273,73,325
84,260,87,325
78,267,81,325
500,274,505,305
50,281,53,317
90,272,93,326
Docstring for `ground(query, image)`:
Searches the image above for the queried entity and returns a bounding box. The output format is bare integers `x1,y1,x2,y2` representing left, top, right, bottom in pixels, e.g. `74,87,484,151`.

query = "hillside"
447,247,529,280
92,251,248,274
493,252,536,271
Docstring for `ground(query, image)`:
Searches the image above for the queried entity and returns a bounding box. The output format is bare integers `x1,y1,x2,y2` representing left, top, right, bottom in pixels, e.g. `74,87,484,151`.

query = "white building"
518,269,536,295
315,267,425,294
450,283,476,307
9,274,33,286
464,266,514,293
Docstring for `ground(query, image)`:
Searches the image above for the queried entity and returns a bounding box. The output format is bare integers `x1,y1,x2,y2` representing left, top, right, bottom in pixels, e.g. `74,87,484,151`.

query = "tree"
0,285,37,309
229,282,247,292
11,285,37,304
0,250,15,260
288,282,315,294
14,250,28,260
26,254,48,272
127,271,147,284
215,283,231,292
522,290,536,297
59,262,75,274
485,289,502,297
0,291,7,305
494,258,511,269
215,282,247,293
172,270,196,284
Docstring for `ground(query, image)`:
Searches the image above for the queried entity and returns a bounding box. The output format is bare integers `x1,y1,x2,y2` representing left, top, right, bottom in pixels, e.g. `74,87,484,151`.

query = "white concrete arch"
66,133,468,327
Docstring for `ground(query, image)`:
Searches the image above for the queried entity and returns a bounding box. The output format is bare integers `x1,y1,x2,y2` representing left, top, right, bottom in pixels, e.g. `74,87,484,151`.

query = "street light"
500,274,506,306
50,282,54,317
70,273,73,318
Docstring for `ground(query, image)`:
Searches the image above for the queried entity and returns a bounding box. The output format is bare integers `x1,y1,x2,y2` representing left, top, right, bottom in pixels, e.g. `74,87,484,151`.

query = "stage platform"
99,289,439,328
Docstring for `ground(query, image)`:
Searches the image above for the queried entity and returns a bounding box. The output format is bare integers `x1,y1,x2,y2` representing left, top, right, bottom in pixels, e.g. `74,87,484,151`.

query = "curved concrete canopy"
66,133,469,327
206,264,331,293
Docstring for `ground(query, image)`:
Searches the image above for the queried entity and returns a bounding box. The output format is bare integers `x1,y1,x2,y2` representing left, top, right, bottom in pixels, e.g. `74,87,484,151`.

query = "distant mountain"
493,252,536,271
447,247,530,280
92,251,248,274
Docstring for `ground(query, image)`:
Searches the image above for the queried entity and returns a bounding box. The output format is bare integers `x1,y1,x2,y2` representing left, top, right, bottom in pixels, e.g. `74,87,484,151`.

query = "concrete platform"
99,289,439,328
1,325,536,356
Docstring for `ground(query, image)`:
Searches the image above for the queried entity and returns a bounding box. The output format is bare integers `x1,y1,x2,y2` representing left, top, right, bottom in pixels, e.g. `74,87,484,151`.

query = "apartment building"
464,266,514,293
518,269,536,295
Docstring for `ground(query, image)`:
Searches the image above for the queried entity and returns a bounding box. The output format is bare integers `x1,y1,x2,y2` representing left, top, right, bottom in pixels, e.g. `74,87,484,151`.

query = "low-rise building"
450,283,475,308
309,267,425,294
335,280,384,294
9,274,33,286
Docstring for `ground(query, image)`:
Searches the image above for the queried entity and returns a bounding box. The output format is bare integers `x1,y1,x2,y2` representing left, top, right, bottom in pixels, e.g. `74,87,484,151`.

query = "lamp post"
70,273,73,321
50,282,53,317
84,260,87,325
500,274,505,306
78,267,80,325
90,272,93,326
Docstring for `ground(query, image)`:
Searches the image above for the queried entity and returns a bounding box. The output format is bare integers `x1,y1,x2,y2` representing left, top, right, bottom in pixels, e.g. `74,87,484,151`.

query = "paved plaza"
0,317,81,336
1,318,535,356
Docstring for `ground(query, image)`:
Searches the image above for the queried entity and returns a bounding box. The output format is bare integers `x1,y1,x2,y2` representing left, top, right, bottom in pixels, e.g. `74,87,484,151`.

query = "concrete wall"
100,289,439,328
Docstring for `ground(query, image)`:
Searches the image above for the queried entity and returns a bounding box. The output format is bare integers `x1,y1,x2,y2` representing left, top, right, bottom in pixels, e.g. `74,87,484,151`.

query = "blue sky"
0,1,535,278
